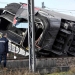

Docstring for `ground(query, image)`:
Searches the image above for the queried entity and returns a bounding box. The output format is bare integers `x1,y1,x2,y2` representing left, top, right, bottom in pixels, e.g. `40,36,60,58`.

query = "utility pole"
42,2,45,8
28,0,36,72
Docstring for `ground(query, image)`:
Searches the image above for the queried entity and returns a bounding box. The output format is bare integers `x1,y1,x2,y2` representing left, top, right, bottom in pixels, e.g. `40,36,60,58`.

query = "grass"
0,70,75,75
46,66,75,75
0,69,40,75
47,71,73,75
1,66,75,75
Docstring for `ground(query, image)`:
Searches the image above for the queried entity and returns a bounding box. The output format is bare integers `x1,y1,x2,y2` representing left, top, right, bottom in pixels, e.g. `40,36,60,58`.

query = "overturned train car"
0,3,75,57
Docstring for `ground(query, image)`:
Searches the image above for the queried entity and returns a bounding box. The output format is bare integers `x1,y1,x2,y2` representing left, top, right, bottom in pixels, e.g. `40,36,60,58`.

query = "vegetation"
47,71,75,75
0,66,75,75
47,66,75,75
0,69,40,75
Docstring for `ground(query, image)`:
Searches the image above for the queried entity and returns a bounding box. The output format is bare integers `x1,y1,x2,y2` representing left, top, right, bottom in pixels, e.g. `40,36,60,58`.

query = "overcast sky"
0,0,75,16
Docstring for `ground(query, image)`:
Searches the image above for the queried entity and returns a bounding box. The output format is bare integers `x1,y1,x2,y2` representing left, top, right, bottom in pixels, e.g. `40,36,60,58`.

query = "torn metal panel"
0,14,14,23
0,8,4,15
38,18,61,51
15,4,40,20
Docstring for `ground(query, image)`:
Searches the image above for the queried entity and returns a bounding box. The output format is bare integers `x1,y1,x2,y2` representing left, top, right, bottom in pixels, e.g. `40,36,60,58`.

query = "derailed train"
0,3,75,57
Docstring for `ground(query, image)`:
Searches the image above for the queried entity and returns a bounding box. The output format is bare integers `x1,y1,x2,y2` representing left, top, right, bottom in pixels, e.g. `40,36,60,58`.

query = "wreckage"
0,3,75,57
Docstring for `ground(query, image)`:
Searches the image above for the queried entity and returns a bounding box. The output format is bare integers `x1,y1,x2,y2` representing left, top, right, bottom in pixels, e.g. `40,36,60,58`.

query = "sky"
0,0,75,16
